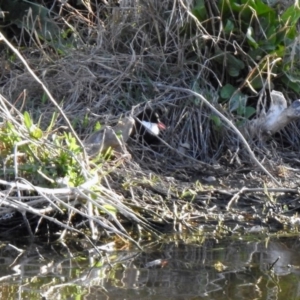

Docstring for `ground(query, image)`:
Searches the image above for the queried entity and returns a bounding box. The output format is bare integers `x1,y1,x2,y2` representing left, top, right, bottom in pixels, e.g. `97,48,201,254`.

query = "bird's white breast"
141,121,160,135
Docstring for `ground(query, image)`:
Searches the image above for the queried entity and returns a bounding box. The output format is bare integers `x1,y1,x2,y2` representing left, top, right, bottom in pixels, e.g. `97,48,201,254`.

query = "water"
1,234,300,300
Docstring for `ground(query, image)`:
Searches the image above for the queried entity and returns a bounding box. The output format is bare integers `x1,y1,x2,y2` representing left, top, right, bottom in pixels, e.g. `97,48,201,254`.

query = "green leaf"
102,204,118,217
282,73,300,93
227,53,245,69
266,25,277,44
229,92,255,119
41,93,47,104
94,122,101,131
272,44,285,57
281,4,300,26
219,0,243,15
248,48,264,61
229,92,247,113
246,27,258,49
210,115,221,127
285,26,297,40
220,84,235,99
248,0,274,16
249,76,265,90
30,127,43,139
227,53,245,77
228,65,240,77
83,114,89,128
23,111,32,130
6,121,14,131
283,72,300,83
192,0,207,21
224,19,234,34
259,41,276,51
244,106,256,119
46,111,58,132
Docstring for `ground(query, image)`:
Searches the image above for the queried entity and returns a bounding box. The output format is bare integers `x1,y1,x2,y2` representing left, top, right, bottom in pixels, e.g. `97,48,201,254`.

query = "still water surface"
1,234,300,300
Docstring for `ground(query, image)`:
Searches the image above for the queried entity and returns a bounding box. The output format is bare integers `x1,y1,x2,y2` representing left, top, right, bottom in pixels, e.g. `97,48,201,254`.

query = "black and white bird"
84,108,167,157
134,109,166,145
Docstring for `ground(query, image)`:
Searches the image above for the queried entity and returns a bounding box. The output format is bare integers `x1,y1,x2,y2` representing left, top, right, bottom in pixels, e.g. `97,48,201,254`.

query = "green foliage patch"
191,0,300,121
0,111,85,187
0,0,78,52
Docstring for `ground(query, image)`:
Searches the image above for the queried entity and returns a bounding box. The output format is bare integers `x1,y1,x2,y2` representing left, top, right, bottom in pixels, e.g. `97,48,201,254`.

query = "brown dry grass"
0,0,227,169
6,0,299,179
1,0,300,243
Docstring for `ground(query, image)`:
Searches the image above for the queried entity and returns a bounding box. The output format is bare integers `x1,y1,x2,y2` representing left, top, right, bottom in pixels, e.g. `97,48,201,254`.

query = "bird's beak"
158,122,166,130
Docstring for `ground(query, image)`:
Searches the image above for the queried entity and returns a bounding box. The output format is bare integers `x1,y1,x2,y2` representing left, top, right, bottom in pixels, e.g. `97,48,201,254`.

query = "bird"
84,116,135,158
134,108,166,145
84,109,166,158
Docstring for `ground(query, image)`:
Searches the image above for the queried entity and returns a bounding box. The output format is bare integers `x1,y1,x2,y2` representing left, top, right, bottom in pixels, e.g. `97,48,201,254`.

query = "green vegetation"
0,0,77,52
191,0,300,117
0,110,84,187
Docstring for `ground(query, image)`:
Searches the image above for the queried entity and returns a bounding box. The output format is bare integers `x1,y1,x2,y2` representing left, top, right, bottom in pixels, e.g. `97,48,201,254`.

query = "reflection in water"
0,235,300,299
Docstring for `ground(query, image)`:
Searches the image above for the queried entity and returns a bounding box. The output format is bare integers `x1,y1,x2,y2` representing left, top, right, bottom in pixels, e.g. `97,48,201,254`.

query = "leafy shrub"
191,0,300,119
